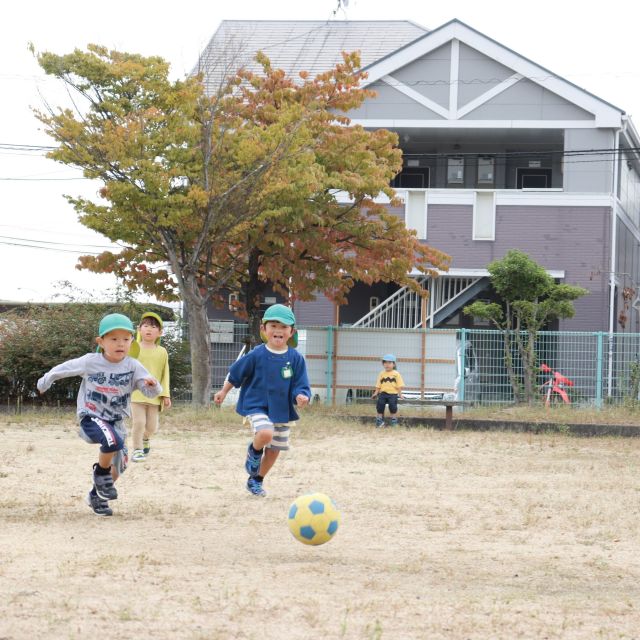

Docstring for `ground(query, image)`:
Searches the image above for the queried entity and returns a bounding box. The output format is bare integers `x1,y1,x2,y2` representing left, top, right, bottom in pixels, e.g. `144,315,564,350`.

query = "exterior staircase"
351,275,488,329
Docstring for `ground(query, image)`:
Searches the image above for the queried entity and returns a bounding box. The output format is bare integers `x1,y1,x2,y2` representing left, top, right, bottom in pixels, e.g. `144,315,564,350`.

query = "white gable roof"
359,19,623,128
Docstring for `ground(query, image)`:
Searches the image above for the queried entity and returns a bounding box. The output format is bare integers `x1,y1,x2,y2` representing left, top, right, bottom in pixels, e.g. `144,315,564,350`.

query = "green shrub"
0,303,189,405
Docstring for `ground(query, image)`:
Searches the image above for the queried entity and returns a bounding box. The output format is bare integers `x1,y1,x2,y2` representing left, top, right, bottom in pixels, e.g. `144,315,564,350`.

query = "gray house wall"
615,218,640,333
457,43,517,106
425,204,612,331
564,129,615,194
294,293,336,327
461,80,593,121
393,44,451,108
348,82,445,120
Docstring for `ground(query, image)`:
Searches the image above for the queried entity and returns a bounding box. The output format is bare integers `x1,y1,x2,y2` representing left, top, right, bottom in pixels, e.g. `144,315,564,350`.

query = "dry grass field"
1,407,639,639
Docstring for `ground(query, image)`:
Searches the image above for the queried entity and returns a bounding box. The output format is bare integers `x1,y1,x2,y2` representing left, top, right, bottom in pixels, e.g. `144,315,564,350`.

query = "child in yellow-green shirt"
130,312,171,461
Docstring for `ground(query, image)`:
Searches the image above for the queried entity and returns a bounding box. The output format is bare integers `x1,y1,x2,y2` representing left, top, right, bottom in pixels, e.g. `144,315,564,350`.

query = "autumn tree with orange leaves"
35,44,449,405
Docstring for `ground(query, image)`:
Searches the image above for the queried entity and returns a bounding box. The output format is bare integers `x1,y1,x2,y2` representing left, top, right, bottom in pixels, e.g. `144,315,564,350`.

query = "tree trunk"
502,330,523,403
521,331,537,405
244,248,266,350
181,276,211,406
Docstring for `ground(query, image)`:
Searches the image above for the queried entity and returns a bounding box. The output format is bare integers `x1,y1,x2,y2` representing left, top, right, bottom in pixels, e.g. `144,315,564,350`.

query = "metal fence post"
459,328,466,402
325,325,334,406
595,332,603,408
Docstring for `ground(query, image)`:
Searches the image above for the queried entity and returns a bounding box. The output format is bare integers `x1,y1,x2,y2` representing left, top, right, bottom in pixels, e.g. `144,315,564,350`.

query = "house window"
369,296,380,311
228,292,239,311
447,157,464,185
473,191,495,240
477,156,495,185
516,168,552,188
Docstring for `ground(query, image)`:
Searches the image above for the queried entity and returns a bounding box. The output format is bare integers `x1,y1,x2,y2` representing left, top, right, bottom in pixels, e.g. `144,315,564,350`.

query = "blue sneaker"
375,417,384,428
245,444,262,477
390,417,398,427
246,477,266,497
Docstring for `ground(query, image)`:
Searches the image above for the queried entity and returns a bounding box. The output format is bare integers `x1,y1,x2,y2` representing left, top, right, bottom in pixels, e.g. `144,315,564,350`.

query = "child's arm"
213,380,234,405
160,348,171,409
396,372,405,399
132,361,162,398
135,376,162,398
291,353,311,408
37,356,88,394
371,372,382,398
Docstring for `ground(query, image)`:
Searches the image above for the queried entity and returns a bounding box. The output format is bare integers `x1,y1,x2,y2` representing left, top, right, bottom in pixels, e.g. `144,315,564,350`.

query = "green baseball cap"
262,304,296,326
98,313,135,337
261,304,298,348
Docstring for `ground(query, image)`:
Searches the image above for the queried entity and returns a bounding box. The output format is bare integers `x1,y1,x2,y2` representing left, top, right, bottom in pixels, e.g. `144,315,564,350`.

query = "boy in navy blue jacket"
214,304,311,497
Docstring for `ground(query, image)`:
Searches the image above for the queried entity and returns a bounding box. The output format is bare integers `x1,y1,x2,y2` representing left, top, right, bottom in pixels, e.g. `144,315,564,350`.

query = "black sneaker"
93,463,118,500
143,438,151,455
86,490,113,517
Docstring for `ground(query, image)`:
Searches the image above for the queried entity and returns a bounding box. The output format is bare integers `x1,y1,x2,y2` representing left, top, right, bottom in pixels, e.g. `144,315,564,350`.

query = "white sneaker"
132,449,146,462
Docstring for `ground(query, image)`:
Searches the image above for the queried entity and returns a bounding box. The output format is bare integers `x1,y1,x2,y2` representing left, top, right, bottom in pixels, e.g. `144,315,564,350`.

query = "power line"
0,240,102,255
0,176,87,181
0,234,116,249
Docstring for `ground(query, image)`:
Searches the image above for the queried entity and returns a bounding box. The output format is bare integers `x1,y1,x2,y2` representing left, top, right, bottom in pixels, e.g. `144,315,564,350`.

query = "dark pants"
376,392,398,415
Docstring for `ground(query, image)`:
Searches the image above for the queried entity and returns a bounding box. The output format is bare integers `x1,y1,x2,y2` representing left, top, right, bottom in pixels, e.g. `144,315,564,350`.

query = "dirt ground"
1,409,639,639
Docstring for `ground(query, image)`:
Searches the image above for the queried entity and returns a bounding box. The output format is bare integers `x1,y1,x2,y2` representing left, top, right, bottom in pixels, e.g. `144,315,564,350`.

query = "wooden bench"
355,397,469,430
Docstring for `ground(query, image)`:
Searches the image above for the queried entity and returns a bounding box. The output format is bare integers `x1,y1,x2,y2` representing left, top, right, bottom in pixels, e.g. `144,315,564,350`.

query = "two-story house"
196,18,640,335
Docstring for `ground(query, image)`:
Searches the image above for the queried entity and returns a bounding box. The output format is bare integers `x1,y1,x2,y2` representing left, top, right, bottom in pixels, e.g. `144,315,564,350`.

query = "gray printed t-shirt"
37,353,162,423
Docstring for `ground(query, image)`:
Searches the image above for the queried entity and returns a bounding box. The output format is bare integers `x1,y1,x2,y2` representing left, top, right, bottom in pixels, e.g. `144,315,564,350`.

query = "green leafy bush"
0,304,189,406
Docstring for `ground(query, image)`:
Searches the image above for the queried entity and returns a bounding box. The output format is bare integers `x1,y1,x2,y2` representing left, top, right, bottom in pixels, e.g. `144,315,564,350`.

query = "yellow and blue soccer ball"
287,492,340,546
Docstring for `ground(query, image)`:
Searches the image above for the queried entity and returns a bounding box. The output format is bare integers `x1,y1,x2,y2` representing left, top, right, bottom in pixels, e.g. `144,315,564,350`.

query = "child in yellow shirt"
130,312,171,461
371,353,404,428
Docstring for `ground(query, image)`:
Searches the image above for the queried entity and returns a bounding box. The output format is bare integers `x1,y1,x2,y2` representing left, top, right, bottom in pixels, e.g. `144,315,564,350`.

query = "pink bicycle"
539,363,574,407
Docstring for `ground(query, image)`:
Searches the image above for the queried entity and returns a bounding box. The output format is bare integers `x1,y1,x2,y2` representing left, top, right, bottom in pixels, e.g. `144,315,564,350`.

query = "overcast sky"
2,0,639,303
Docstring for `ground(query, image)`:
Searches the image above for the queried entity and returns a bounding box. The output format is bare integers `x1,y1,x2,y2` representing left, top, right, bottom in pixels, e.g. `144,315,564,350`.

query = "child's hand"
371,391,378,398
162,397,172,409
296,393,310,408
144,377,157,387
213,390,226,406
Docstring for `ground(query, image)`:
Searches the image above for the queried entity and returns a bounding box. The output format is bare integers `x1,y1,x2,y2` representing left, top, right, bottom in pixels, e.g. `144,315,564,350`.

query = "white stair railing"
351,276,480,329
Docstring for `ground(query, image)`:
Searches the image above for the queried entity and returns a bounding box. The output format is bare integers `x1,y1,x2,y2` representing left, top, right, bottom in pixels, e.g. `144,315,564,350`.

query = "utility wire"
0,234,116,249
0,240,102,255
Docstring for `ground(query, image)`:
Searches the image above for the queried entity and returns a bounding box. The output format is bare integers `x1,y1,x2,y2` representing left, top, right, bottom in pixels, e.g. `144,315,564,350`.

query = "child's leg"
259,422,290,478
143,404,160,442
259,447,280,477
375,394,387,420
98,450,116,470
130,402,146,451
245,414,273,479
80,416,124,501
253,426,274,450
388,394,399,416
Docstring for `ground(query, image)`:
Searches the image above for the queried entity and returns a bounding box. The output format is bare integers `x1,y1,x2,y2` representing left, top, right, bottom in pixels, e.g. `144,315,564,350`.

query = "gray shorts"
247,413,295,451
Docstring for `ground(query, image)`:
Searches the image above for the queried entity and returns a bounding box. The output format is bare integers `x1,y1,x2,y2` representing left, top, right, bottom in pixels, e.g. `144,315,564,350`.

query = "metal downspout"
607,128,622,397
